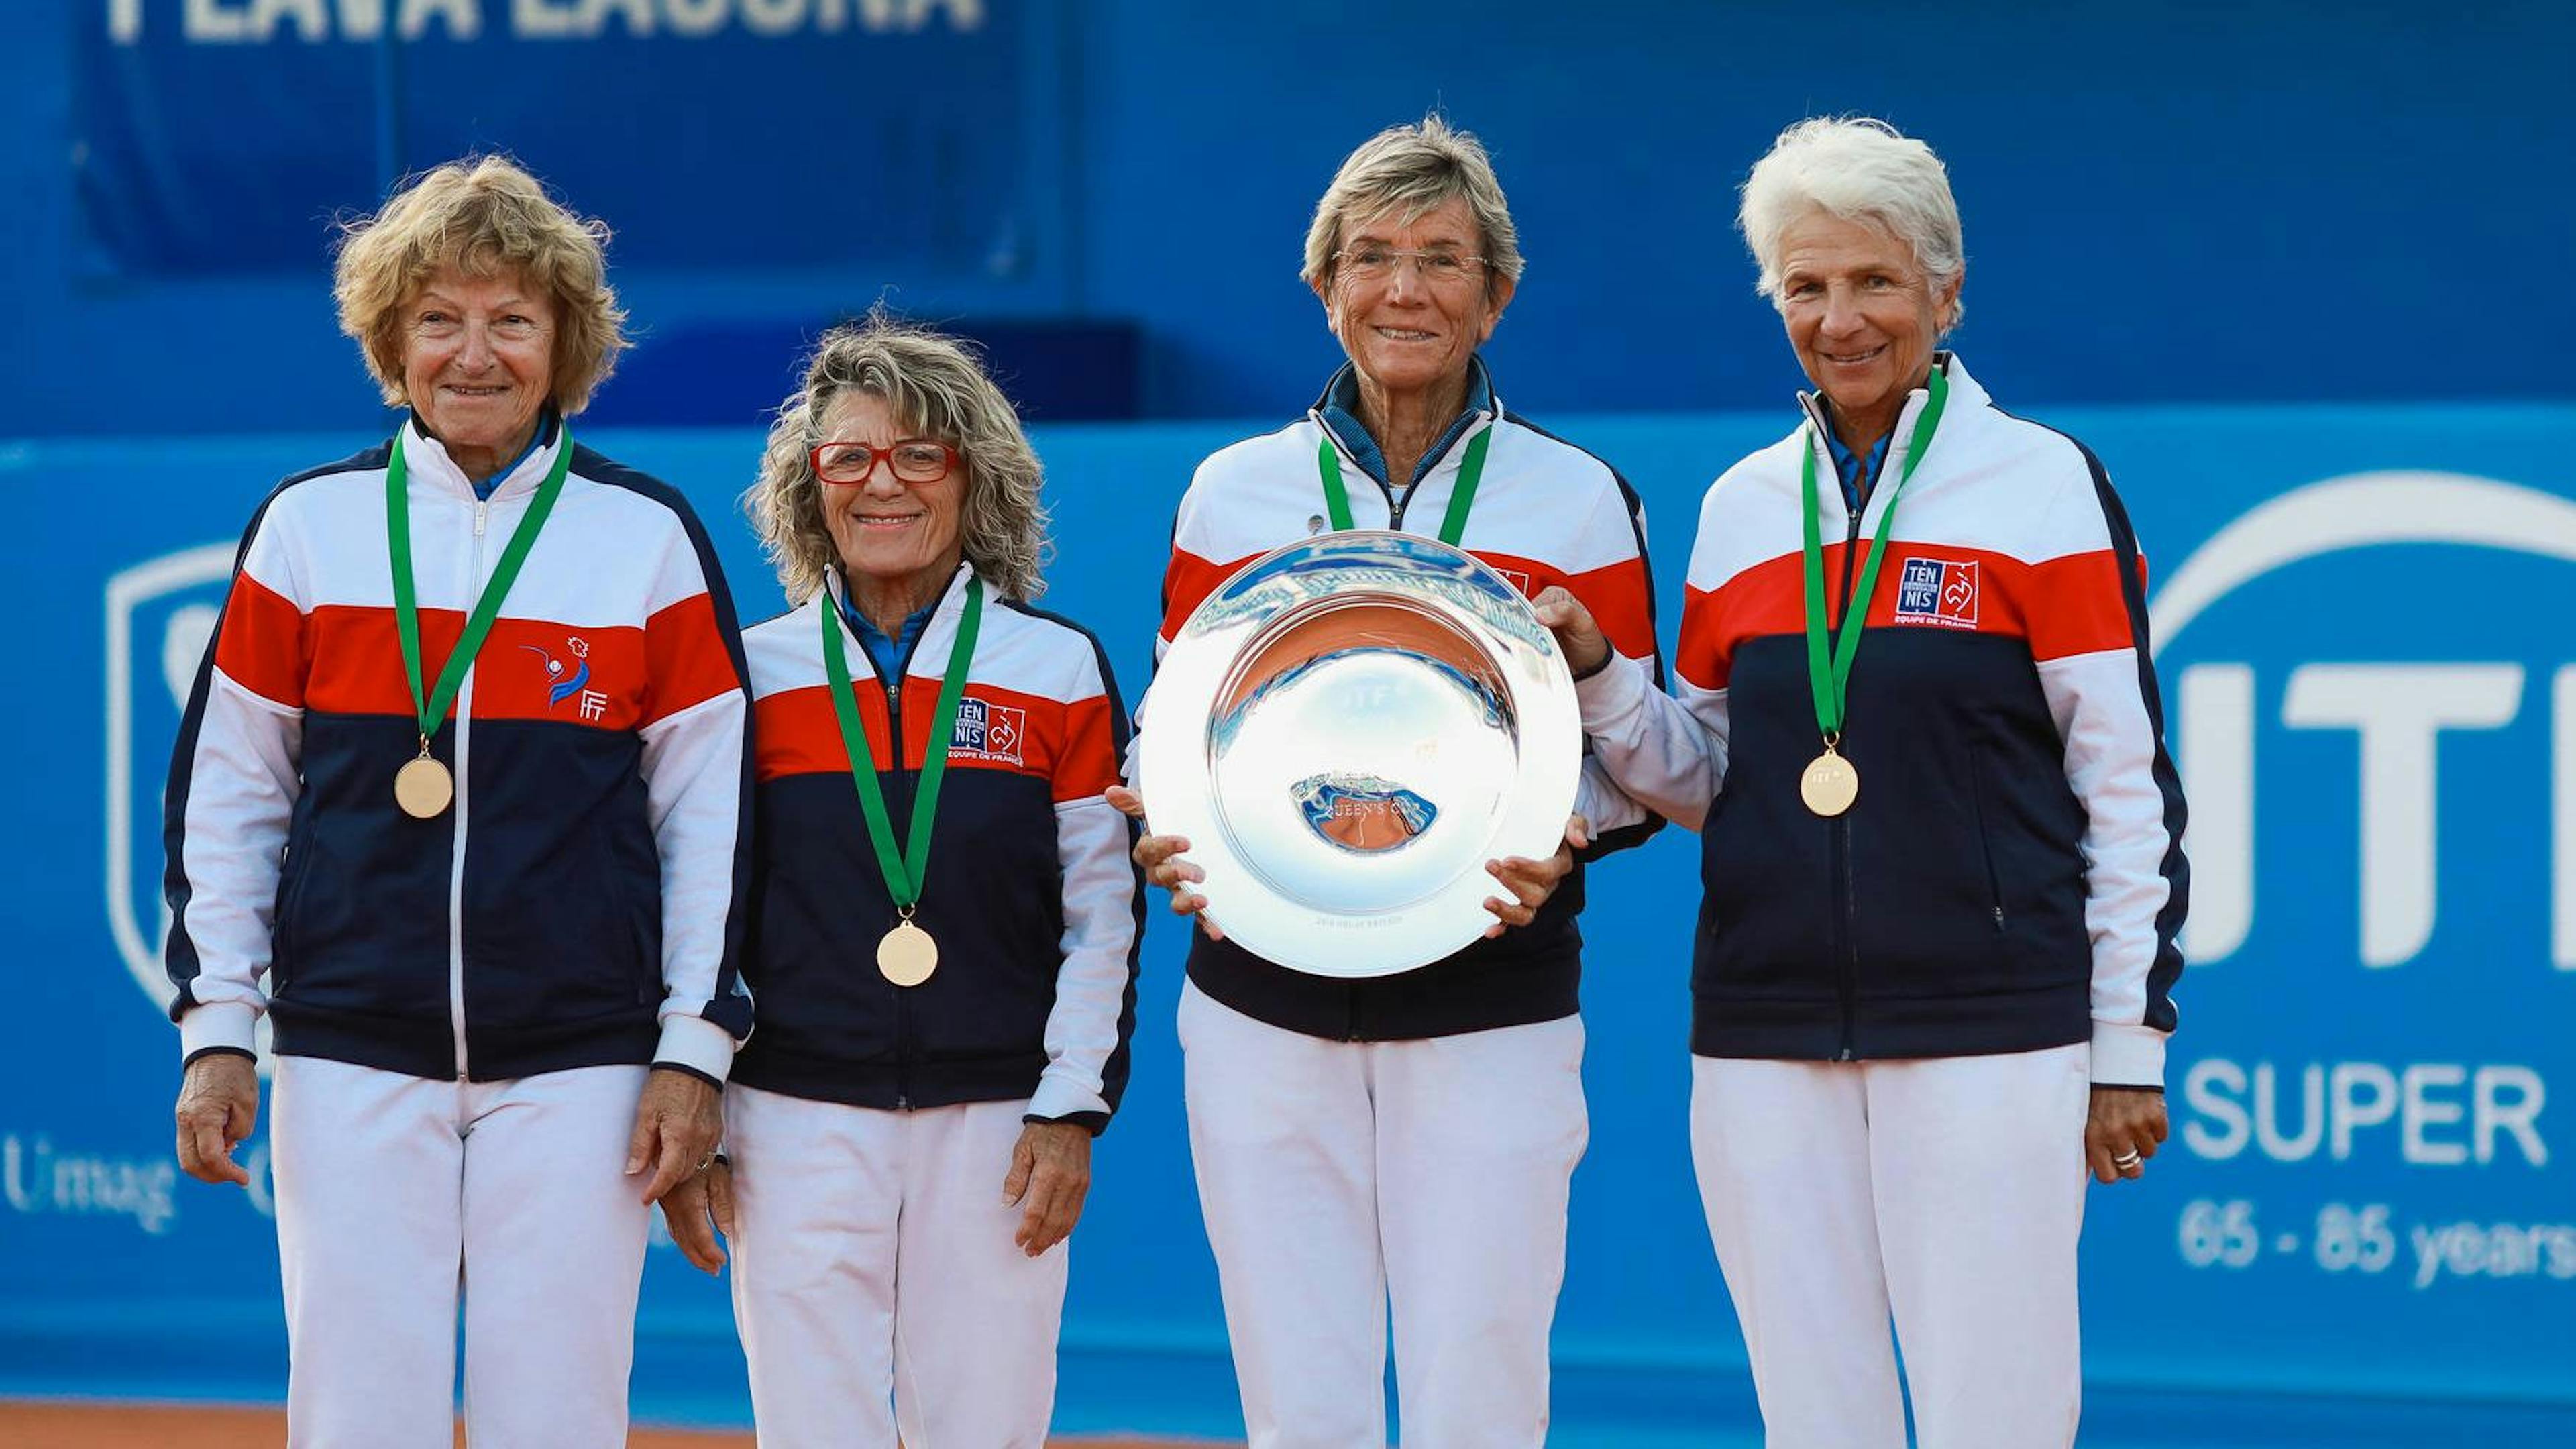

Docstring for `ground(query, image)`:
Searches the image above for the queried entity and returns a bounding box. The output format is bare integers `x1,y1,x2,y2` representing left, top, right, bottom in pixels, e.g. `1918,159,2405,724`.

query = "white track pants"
1690,1044,2090,1449
724,1089,1067,1449
268,1056,651,1449
1179,981,1588,1449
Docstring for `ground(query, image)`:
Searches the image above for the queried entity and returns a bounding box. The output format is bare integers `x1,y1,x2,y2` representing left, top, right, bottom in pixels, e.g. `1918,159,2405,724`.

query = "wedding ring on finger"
2112,1149,2143,1173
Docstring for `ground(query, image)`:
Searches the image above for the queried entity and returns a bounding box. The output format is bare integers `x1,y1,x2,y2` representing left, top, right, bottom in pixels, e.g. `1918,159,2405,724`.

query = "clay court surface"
0,1401,1227,1446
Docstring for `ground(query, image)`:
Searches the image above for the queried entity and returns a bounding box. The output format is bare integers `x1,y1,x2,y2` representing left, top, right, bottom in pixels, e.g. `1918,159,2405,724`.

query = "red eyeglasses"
809,438,959,486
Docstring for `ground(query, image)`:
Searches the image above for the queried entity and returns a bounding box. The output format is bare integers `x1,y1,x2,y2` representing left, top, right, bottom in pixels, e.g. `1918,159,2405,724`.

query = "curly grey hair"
1301,114,1524,297
745,313,1051,604
1739,116,1966,331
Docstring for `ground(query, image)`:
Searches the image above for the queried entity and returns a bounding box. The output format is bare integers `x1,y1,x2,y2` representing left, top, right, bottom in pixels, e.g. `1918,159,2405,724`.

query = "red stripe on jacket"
1161,547,1260,643
1678,543,2135,691
1477,549,1656,661
212,571,308,708
756,679,1097,789
297,604,649,729
642,594,743,727
1162,545,1654,662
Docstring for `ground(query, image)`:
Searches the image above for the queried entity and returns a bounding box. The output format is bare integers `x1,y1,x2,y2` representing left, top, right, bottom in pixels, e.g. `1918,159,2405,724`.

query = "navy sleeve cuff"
651,1061,727,1092
1026,1109,1112,1138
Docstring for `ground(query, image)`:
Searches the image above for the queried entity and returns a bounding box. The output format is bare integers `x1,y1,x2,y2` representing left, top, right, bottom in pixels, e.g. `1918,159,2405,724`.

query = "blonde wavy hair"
746,313,1051,604
332,154,630,413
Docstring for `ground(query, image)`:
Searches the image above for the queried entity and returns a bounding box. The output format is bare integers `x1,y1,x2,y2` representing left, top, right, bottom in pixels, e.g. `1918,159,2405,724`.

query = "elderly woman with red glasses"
1109,115,1664,1447
660,313,1142,1448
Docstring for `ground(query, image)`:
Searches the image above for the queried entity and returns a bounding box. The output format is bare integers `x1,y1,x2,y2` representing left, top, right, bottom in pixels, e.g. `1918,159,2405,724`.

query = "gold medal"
877,917,938,987
1797,368,1950,827
386,429,571,830
394,751,454,819
1799,746,1859,818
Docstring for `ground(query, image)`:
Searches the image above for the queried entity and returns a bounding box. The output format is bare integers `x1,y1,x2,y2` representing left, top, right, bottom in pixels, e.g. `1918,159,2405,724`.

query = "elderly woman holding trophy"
1539,117,2187,1447
1112,116,1663,1447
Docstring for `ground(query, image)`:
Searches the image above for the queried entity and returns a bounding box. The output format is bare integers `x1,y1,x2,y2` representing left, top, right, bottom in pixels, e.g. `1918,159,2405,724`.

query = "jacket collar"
1309,355,1500,490
818,558,980,678
1794,352,1986,506
398,411,566,504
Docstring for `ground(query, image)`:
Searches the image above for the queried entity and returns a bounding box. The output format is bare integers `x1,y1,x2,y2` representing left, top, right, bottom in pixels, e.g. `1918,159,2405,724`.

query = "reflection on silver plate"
1138,531,1580,977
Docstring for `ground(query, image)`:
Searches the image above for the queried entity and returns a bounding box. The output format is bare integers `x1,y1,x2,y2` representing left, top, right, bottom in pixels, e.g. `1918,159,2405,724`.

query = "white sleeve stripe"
1032,796,1141,1122
2039,649,2180,1030
637,686,739,741
210,667,302,719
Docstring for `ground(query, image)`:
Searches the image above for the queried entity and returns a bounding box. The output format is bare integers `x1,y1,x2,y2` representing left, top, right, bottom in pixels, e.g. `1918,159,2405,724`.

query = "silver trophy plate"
1138,531,1580,977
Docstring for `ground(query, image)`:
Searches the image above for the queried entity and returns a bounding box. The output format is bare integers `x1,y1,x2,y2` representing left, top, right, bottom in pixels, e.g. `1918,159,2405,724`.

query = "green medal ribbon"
386,426,574,755
1801,366,1950,741
817,575,985,914
1317,421,1491,546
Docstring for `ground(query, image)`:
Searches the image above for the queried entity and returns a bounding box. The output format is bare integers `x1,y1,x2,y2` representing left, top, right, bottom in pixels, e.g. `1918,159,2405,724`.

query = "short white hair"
1739,116,1965,329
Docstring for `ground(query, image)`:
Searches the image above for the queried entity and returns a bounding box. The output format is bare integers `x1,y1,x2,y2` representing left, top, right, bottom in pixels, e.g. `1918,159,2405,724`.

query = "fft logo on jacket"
520,635,610,720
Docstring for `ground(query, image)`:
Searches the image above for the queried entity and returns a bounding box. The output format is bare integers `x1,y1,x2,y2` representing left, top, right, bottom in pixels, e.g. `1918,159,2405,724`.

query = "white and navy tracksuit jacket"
1576,354,2187,1084
1152,362,1664,1041
733,566,1143,1129
164,419,755,1083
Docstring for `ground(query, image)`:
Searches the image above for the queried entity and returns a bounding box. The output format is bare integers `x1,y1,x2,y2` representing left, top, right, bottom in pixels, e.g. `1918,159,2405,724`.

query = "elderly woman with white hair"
1110,116,1663,1446
655,314,1142,1448
164,155,751,1446
1539,117,2187,1446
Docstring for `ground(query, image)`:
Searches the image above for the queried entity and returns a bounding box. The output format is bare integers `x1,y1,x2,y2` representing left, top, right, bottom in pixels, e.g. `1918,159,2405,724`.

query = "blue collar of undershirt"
836,591,938,680
409,408,561,500
1819,405,1894,511
1316,356,1495,490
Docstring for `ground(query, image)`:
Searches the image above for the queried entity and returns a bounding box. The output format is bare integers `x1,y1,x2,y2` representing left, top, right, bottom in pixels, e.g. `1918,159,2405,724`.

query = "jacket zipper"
1332,411,1480,1039
1834,479,1863,1061
1966,748,2008,932
857,581,953,1111
890,660,913,1111
272,820,313,985
1316,409,1487,535
882,638,914,1110
1312,421,1433,1046
1805,388,1931,1063
448,496,489,1082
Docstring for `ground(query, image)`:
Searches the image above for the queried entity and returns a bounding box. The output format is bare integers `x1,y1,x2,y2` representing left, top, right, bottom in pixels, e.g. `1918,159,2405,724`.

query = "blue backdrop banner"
5,398,2573,1446
72,0,1031,278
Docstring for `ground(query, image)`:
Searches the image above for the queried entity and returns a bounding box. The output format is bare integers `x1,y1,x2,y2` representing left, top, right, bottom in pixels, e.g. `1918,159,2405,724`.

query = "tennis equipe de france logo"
1894,555,1980,628
952,696,1026,765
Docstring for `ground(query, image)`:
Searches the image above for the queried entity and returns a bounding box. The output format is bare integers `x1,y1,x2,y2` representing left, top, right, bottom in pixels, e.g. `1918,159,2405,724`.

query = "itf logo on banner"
102,542,270,1061
2145,468,2571,1321
1894,556,1978,628
2151,471,2576,972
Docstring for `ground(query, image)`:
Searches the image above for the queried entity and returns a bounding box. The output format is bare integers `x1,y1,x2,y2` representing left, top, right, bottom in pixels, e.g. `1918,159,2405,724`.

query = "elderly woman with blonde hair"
1111,116,1663,1446
164,154,753,1447
656,313,1141,1448
1540,117,2187,1448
